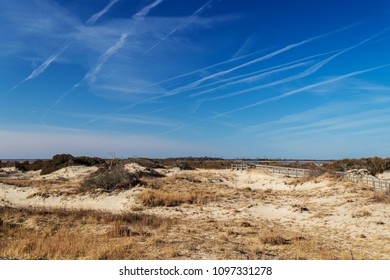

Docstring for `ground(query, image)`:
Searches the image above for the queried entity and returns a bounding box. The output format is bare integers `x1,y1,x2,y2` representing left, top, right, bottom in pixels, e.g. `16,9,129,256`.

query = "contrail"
220,64,390,116
3,0,119,100
2,43,69,99
184,48,343,97
161,63,390,135
85,32,129,84
42,0,164,120
189,61,311,98
86,0,120,25
138,46,273,91
201,29,386,102
77,48,342,127
168,22,361,94
134,0,164,18
85,0,165,84
143,0,217,55
77,22,361,128
42,32,128,118
4,0,121,99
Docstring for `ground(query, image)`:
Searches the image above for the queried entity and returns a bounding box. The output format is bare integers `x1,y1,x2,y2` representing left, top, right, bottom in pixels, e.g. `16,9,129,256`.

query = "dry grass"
287,172,337,186
0,206,377,260
352,209,372,218
0,178,79,197
139,171,229,207
369,192,390,204
138,189,218,207
0,206,174,260
0,178,77,189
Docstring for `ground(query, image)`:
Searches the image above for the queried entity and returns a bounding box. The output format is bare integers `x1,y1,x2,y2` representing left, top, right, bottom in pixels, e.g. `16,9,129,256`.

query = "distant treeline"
0,154,105,175
0,154,235,175
1,155,390,176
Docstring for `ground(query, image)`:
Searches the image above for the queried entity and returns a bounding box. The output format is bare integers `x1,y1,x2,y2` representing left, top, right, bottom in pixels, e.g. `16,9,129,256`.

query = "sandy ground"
377,171,390,180
2,166,390,258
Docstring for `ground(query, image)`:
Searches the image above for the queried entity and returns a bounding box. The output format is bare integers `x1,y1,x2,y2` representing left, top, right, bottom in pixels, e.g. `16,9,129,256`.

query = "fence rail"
231,164,250,171
231,163,390,194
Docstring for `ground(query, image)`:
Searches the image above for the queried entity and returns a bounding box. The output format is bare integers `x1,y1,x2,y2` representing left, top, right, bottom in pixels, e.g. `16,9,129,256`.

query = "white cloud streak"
76,47,274,126
65,111,180,127
143,0,217,55
3,43,69,98
76,49,342,127
43,0,164,119
211,64,390,118
83,0,166,84
190,61,311,98
169,22,361,93
4,0,121,99
139,46,272,91
84,0,165,84
86,0,120,26
161,63,390,135
200,29,384,102
178,48,342,97
134,0,164,18
85,32,129,84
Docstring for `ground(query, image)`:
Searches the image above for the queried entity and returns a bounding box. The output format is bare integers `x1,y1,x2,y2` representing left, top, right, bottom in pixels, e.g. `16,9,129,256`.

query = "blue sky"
1,0,390,159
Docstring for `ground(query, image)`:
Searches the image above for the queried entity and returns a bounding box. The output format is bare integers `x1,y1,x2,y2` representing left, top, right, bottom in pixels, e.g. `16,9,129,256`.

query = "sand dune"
1,165,390,259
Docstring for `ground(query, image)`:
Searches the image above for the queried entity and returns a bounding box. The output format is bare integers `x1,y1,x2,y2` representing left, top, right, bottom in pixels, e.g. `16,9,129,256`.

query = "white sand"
377,171,390,180
0,182,141,213
38,166,98,181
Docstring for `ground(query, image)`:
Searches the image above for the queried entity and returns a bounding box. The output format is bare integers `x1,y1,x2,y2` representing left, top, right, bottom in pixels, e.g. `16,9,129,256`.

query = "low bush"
73,156,105,166
40,154,75,175
176,162,194,170
13,154,107,175
326,157,390,175
135,168,165,178
81,167,143,192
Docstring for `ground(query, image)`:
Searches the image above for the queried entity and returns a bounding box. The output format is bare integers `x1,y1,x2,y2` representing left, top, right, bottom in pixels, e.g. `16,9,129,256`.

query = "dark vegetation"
324,157,390,175
12,154,105,175
6,155,235,175
123,157,233,170
81,165,144,193
3,154,390,176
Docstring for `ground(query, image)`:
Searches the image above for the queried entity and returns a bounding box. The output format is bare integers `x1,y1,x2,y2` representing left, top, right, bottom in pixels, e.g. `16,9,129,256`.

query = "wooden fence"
254,164,314,177
231,163,250,171
231,163,390,194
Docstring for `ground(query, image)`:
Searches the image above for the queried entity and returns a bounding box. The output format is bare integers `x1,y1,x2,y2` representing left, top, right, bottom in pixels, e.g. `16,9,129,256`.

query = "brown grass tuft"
370,192,390,204
352,209,372,218
0,206,173,260
138,189,217,207
261,235,291,245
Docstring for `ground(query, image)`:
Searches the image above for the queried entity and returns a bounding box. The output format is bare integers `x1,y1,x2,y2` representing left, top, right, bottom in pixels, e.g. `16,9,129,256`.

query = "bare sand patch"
377,171,390,180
